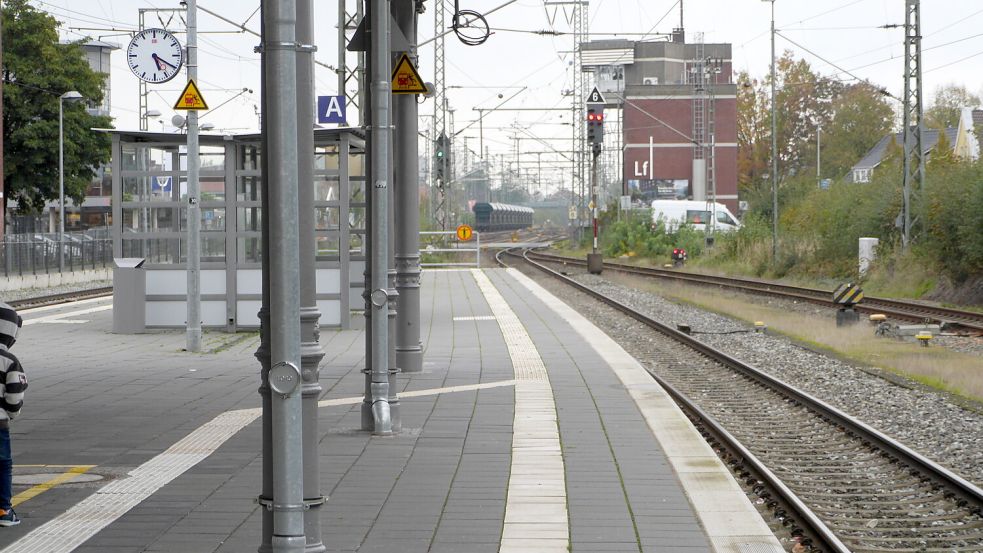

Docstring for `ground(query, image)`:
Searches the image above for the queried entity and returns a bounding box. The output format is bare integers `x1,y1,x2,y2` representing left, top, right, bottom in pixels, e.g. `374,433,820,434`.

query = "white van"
650,200,742,232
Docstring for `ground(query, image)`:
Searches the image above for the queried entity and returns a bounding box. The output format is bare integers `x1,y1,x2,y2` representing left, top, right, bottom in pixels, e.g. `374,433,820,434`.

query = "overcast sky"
37,0,983,192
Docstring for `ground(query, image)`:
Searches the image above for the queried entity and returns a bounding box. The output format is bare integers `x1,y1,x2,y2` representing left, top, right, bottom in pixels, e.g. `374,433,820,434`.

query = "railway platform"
0,269,783,553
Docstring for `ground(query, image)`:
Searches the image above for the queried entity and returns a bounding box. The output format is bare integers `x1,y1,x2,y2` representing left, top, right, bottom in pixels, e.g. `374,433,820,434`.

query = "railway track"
8,287,113,310
502,247,983,553
527,251,983,333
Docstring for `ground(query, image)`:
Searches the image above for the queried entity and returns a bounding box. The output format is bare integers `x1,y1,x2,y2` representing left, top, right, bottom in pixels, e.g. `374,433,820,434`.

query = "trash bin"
113,258,146,334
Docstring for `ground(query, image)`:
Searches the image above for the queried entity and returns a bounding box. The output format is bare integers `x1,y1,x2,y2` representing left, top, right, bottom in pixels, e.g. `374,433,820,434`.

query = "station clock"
126,28,184,84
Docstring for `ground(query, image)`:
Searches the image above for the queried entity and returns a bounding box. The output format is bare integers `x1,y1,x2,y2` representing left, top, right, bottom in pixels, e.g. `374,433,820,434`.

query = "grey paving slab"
485,269,712,552
0,268,732,553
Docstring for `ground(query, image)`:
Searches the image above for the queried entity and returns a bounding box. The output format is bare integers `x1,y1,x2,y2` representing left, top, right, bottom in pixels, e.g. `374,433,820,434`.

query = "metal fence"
1,233,113,277
419,231,481,268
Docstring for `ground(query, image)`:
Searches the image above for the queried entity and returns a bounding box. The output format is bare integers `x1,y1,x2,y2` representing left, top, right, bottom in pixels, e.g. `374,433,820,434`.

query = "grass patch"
860,253,939,300
613,273,983,402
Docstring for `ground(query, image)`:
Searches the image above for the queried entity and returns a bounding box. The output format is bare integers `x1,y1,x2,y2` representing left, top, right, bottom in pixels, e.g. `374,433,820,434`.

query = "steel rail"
8,287,114,310
508,247,983,552
528,251,983,332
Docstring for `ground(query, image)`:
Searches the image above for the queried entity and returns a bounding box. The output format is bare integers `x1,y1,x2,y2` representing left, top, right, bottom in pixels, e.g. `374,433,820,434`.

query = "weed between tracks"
612,273,983,403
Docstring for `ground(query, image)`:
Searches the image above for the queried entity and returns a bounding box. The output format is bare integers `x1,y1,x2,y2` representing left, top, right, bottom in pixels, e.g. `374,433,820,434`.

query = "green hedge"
599,210,704,261
712,158,983,283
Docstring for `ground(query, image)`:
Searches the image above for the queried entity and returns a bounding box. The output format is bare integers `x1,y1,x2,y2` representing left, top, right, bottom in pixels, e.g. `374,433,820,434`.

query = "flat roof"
95,127,366,147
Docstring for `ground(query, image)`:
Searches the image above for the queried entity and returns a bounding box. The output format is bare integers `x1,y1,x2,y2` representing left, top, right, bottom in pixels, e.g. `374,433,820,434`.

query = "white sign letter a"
324,96,343,119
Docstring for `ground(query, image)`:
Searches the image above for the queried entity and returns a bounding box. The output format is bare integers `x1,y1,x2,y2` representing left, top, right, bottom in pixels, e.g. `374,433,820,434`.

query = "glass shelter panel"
113,129,365,329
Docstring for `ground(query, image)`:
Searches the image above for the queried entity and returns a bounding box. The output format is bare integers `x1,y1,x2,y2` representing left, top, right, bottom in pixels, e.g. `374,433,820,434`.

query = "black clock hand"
157,56,178,70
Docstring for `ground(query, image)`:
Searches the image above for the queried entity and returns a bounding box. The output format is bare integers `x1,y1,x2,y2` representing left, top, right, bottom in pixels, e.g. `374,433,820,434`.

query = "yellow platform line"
12,465,96,507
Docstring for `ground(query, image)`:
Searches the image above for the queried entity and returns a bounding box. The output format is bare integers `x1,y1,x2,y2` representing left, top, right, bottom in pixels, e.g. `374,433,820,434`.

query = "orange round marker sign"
456,224,473,241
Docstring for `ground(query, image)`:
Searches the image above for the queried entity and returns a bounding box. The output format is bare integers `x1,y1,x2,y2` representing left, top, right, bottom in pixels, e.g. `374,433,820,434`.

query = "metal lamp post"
762,0,778,261
59,90,84,272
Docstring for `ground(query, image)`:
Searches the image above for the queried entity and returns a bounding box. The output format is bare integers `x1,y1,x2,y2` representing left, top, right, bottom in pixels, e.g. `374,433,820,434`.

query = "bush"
600,210,703,261
920,161,983,281
710,157,983,287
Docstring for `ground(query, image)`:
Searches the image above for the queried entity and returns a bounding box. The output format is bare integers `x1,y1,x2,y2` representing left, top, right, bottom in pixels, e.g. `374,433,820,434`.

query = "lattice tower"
691,34,707,161
902,0,924,248
433,0,448,230
337,0,365,125
574,1,587,222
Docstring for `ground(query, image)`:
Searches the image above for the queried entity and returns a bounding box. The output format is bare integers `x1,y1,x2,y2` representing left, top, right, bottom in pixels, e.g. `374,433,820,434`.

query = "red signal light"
597,114,604,122
587,113,596,121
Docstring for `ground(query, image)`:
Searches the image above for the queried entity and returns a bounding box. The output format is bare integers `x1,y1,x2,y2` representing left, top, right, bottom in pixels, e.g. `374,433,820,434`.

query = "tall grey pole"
186,0,202,352
386,41,400,432
394,0,422,374
58,97,65,273
256,3,274,550
362,94,375,433
768,0,778,261
295,0,325,549
364,0,393,435
387,124,401,433
591,153,598,253
816,124,821,182
263,0,306,550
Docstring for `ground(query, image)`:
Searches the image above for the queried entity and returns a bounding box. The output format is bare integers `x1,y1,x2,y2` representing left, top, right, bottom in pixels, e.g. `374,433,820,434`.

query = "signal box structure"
581,36,738,212
104,128,366,331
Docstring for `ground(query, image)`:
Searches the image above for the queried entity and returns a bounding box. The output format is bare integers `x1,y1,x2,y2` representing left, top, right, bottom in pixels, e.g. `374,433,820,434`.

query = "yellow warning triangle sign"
391,54,428,95
174,79,209,111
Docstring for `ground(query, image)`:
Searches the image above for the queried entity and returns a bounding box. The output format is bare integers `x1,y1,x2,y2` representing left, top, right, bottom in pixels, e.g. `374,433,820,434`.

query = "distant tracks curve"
527,251,983,334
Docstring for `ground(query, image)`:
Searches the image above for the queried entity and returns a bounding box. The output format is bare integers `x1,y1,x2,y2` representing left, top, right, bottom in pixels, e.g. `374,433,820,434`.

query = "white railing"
419,231,481,268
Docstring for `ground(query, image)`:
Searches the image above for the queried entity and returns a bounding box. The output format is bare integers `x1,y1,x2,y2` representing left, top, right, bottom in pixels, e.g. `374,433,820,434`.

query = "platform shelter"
106,128,366,330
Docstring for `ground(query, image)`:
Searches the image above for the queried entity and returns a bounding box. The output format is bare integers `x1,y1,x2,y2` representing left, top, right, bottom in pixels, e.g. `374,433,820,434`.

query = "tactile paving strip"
471,269,569,553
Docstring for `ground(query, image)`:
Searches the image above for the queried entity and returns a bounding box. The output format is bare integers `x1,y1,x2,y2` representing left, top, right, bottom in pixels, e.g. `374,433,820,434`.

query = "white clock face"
127,28,184,83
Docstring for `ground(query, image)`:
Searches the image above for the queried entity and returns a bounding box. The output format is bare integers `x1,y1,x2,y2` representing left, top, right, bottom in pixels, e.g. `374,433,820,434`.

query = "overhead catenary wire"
775,30,898,100
836,31,983,76
924,47,983,74
419,0,523,47
195,3,337,71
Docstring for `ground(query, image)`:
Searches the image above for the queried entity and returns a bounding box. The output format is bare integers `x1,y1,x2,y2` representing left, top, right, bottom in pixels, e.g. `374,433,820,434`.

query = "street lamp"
762,0,778,261
59,90,84,272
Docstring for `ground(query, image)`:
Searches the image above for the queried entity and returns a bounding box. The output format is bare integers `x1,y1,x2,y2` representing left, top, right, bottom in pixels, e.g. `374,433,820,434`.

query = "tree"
2,0,112,215
820,83,895,178
771,53,843,180
736,71,769,190
925,84,980,130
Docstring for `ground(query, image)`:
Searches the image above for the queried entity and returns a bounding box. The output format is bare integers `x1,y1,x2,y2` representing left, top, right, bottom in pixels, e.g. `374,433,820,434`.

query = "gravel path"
517,263,983,490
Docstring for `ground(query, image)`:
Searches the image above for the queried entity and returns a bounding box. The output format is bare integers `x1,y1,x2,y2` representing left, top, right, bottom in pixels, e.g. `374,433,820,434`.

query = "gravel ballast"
520,265,983,490
1,279,112,303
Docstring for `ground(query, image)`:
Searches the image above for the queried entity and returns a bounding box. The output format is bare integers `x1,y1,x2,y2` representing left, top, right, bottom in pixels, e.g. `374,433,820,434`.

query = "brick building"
583,34,738,211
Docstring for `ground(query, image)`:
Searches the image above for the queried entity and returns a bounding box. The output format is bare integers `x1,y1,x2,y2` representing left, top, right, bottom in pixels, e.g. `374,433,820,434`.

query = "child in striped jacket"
0,302,26,527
